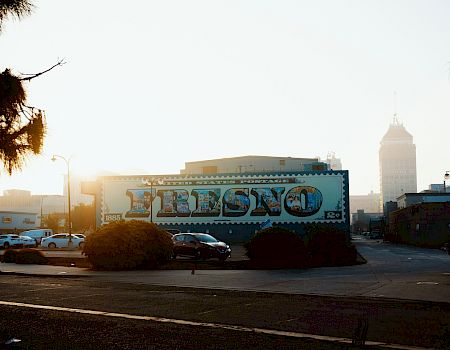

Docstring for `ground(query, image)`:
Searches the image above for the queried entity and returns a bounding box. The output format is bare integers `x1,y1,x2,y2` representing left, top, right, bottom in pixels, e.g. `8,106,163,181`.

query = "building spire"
393,91,400,125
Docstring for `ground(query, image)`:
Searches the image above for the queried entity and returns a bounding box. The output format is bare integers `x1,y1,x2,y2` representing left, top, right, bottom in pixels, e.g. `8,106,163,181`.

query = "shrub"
2,249,48,264
83,220,173,270
305,224,356,266
2,249,18,263
14,248,48,265
245,226,307,268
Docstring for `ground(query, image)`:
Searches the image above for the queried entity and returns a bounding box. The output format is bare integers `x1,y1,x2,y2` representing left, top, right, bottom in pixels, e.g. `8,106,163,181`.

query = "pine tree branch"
19,59,66,81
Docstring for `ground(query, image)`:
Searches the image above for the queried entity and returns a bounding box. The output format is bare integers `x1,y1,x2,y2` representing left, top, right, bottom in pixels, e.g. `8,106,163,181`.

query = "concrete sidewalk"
1,261,449,303
0,263,91,276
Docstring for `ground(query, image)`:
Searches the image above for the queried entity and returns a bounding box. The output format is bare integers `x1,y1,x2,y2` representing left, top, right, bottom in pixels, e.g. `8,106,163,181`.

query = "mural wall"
100,172,348,226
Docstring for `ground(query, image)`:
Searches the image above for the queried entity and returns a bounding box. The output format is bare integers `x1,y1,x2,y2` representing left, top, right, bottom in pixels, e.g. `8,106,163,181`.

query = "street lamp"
444,171,450,193
142,178,164,223
52,154,72,246
40,195,47,228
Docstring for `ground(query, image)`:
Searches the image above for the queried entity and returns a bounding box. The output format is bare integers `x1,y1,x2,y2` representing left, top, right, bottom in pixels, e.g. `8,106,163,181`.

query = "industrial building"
387,202,450,248
180,155,329,175
83,156,349,243
0,211,38,233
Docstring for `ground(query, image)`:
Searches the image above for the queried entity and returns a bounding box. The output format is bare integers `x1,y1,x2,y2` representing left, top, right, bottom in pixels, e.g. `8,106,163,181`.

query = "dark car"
172,233,231,261
165,229,181,236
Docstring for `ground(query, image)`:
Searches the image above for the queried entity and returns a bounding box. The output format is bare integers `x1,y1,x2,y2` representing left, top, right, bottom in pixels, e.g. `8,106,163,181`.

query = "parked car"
0,234,28,249
41,233,85,249
165,229,181,236
369,230,383,239
74,233,86,240
172,233,231,261
17,235,37,248
19,228,53,245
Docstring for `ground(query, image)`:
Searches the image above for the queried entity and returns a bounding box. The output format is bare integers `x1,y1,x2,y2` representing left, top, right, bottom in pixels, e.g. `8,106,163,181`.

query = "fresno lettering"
125,186,323,218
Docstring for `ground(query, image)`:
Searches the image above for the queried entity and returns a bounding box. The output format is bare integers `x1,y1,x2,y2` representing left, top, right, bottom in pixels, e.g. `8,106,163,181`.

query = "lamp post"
142,178,163,223
444,171,450,193
52,155,72,246
40,195,47,228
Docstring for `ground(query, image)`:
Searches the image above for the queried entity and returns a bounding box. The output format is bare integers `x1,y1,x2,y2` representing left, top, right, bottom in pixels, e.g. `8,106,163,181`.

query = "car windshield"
195,234,218,243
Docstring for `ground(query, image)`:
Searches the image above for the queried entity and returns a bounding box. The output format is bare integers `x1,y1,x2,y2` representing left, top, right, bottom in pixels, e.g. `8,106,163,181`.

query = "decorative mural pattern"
250,187,284,216
223,188,250,217
191,189,221,217
284,186,322,217
101,172,347,225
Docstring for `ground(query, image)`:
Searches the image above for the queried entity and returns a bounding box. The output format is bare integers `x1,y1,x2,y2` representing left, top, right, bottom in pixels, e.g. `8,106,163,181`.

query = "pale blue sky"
1,0,449,195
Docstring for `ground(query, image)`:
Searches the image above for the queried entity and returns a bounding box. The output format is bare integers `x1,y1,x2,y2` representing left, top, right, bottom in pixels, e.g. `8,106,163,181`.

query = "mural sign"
100,172,347,225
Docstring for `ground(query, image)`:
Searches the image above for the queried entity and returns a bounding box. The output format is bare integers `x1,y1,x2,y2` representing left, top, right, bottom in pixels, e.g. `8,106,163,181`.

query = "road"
0,237,448,349
37,237,445,302
1,238,449,302
0,276,448,349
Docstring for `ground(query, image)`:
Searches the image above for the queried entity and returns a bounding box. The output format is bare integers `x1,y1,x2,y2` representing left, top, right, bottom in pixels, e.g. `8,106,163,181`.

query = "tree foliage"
0,0,60,175
0,0,33,32
245,226,308,268
72,203,95,232
304,224,357,267
245,224,358,268
42,212,62,233
0,69,46,174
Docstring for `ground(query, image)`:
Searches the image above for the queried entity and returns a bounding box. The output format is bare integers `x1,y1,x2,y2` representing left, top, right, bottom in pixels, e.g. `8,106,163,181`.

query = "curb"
0,270,89,278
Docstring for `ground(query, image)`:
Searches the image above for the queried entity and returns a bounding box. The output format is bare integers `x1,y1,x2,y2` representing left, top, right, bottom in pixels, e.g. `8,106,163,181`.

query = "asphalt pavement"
0,275,449,349
1,237,449,349
1,239,449,303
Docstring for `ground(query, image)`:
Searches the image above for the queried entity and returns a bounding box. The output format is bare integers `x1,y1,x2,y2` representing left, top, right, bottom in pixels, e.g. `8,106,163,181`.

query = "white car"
17,235,37,248
41,233,85,249
0,234,24,249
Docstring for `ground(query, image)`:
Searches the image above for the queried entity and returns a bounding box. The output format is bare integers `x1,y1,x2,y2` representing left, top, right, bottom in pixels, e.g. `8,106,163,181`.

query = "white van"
20,229,53,245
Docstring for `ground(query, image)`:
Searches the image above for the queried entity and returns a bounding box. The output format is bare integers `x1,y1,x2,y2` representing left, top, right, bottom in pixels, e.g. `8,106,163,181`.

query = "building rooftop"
381,123,413,143
184,155,320,165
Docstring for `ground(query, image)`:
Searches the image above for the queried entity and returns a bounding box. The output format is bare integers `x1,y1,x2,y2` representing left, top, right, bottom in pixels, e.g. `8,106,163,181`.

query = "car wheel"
172,253,177,259
3,242,10,249
48,242,56,249
78,242,85,249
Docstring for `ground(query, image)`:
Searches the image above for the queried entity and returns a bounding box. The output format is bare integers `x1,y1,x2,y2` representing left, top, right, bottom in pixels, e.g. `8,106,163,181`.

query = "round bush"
14,249,48,265
2,249,18,263
82,220,173,270
245,226,307,268
305,224,356,266
2,249,48,264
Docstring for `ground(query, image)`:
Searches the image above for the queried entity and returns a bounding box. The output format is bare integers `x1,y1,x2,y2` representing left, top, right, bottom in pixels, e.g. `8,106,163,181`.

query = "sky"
1,0,449,196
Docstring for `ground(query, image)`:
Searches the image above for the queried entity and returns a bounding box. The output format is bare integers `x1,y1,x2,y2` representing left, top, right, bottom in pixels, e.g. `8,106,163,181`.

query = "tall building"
325,152,342,170
379,118,417,209
350,191,381,215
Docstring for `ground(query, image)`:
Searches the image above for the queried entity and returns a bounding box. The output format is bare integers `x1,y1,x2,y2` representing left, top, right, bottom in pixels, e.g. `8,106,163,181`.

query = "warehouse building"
83,158,349,243
0,211,38,233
